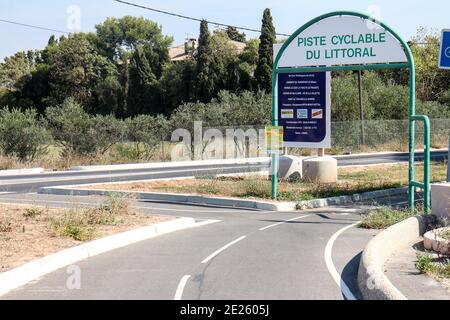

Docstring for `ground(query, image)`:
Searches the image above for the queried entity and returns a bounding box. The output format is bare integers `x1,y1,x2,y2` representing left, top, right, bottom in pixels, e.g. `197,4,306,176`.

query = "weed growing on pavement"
359,208,417,229
416,253,434,273
416,253,450,279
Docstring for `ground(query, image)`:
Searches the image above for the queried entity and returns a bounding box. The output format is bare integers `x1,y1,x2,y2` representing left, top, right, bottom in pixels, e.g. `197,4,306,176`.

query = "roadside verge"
39,185,408,212
0,217,218,297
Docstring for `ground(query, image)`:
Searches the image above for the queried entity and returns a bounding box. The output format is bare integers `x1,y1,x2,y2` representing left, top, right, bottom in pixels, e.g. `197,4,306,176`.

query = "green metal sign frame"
271,11,431,214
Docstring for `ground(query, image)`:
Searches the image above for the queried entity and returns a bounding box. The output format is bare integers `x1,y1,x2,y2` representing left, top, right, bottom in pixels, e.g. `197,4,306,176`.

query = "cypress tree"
255,8,276,93
195,20,215,102
127,46,158,116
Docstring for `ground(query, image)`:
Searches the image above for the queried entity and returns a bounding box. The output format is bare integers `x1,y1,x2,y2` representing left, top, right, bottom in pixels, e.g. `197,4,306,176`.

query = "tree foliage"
195,20,215,102
46,34,118,113
0,107,51,160
225,26,246,43
411,27,450,101
255,8,275,93
45,98,124,156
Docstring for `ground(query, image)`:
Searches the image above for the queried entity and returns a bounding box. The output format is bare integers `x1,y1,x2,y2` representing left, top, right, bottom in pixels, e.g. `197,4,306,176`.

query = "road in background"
0,150,447,194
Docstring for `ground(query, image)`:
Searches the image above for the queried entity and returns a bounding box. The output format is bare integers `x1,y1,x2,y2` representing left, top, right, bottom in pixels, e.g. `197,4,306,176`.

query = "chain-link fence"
331,119,450,153
161,119,449,159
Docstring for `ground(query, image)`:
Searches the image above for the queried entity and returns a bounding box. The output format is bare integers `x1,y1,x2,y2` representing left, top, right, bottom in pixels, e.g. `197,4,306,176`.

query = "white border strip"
324,223,359,301
174,275,191,300
259,215,311,231
201,236,247,264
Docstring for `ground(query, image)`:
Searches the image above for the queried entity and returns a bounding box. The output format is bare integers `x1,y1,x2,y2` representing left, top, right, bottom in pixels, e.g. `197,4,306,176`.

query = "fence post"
447,133,450,182
358,70,365,147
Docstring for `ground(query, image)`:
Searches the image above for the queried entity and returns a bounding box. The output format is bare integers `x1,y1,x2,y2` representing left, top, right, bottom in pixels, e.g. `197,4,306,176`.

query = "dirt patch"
0,203,172,272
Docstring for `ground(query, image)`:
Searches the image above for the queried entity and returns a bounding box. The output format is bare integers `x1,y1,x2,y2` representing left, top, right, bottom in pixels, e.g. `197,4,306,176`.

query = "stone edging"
357,215,430,300
39,186,408,212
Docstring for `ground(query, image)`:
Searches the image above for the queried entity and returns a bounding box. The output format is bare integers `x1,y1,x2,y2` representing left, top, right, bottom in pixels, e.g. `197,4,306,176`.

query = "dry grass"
0,195,171,272
81,162,448,202
0,142,175,171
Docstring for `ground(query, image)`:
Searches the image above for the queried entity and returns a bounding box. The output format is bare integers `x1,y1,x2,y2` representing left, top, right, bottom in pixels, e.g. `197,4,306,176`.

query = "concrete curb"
39,185,408,212
357,215,429,300
0,168,45,176
38,186,297,211
0,217,218,297
70,157,271,172
296,187,408,210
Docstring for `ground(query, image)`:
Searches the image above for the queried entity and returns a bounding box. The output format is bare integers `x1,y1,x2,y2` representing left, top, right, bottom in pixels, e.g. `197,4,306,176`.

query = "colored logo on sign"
297,109,308,119
281,109,294,119
311,109,323,119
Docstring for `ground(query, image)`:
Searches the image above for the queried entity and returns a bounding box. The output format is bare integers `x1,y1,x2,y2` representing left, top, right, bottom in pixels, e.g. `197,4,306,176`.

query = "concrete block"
302,156,338,183
431,183,450,220
278,156,303,181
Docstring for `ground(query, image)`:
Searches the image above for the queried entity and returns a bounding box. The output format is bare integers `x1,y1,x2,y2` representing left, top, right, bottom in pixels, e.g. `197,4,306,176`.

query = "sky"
0,0,448,60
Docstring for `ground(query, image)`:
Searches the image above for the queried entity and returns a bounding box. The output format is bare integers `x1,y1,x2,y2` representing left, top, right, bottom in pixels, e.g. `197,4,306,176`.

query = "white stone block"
278,155,303,182
431,183,450,220
302,156,338,183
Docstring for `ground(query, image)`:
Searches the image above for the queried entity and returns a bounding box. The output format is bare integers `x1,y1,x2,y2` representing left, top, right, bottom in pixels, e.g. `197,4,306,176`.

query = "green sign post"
271,11,431,214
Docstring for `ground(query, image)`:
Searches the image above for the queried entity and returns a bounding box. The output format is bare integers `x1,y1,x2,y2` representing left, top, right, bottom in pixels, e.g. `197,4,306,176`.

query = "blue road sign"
439,29,450,69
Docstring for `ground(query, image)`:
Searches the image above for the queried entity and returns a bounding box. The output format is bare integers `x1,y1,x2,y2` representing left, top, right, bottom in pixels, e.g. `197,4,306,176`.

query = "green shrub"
45,97,124,156
416,100,450,119
169,90,271,130
0,107,51,160
125,114,169,160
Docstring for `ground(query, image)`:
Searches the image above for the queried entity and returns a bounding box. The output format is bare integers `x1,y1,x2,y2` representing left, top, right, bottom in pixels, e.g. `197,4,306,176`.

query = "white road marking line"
0,192,14,195
324,223,359,301
258,215,311,231
136,206,257,214
201,236,247,264
174,275,191,300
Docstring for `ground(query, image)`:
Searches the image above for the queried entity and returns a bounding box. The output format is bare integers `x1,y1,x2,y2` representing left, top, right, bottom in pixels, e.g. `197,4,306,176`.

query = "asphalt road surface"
0,192,380,300
0,150,446,194
0,151,440,300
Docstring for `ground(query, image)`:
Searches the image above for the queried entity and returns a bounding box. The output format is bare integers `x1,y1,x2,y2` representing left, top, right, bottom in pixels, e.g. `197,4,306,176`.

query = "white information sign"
275,16,408,68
